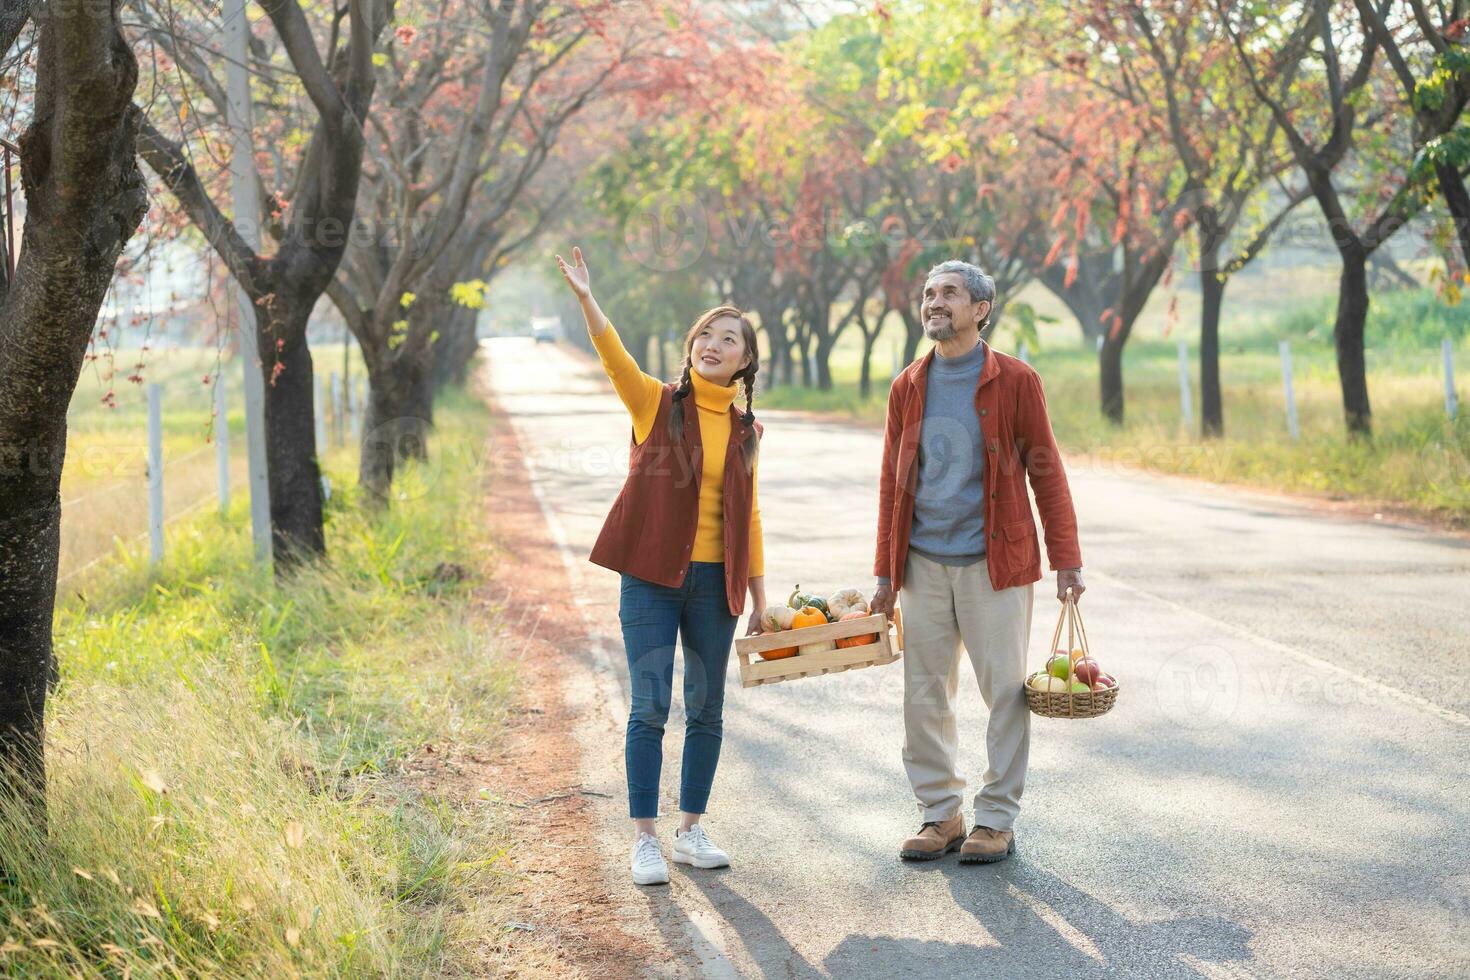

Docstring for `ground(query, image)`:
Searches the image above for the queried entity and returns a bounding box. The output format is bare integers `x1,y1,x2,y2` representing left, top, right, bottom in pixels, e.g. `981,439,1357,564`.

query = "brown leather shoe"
899,813,965,860
959,825,1016,864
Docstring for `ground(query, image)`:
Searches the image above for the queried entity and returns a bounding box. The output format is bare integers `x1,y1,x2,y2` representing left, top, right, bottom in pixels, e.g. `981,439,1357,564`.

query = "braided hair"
667,305,761,474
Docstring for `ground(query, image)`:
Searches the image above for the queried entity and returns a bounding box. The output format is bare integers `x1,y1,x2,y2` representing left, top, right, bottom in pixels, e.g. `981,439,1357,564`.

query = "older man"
869,260,1083,864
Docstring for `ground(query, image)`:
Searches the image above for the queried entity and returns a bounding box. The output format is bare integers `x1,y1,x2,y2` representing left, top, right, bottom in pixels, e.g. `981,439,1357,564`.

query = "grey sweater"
879,339,987,586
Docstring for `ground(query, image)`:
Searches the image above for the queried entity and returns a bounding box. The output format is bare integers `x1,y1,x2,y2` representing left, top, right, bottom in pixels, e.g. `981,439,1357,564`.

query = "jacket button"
991,491,997,499
988,444,996,453
979,408,987,416
991,530,998,539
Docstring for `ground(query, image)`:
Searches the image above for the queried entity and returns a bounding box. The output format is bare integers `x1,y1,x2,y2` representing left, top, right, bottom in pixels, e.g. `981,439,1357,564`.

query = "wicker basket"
1025,588,1119,719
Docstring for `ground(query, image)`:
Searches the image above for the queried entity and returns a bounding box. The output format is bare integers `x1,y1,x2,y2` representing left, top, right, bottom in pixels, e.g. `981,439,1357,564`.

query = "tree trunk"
0,0,148,810
815,333,835,391
800,298,839,392
899,306,924,365
1199,267,1225,439
431,301,479,390
404,366,434,440
1333,245,1373,437
758,301,793,387
858,327,877,399
1099,335,1125,425
1436,160,1470,275
261,303,326,564
360,356,432,504
1038,253,1115,343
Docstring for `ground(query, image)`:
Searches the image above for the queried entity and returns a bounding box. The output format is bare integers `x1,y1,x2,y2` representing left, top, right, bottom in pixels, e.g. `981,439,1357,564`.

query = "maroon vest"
589,383,761,615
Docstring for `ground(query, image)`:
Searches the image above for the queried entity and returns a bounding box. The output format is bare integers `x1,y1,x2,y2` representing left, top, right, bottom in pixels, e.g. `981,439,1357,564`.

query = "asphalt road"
484,336,1470,980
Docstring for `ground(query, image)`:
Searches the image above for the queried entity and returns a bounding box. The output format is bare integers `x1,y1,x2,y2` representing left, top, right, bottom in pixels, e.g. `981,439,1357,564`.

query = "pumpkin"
827,588,869,619
835,610,879,649
792,604,836,654
787,584,829,618
760,605,795,633
756,605,799,660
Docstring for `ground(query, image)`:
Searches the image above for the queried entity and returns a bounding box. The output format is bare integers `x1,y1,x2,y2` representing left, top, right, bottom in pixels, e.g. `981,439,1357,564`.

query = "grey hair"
926,260,996,311
927,260,996,331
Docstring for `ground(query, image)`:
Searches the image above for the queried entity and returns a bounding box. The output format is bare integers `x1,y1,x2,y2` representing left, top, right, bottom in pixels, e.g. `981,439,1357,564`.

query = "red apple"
1091,673,1116,690
1072,658,1102,686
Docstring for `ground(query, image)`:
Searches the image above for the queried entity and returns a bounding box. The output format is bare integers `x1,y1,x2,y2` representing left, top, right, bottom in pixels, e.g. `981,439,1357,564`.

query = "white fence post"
225,0,272,565
214,379,230,512
314,373,327,450
1444,338,1459,421
353,380,365,442
1096,334,1104,353
1279,340,1300,441
346,377,358,442
147,383,164,565
330,371,343,447
1177,338,1193,429
1018,341,1030,365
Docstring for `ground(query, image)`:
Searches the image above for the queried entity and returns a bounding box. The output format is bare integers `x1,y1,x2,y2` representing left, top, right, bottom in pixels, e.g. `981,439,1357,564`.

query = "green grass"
757,279,1470,527
1,381,545,976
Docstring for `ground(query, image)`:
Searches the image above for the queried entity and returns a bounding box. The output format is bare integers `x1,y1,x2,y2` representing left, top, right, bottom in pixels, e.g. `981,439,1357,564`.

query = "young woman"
555,246,766,887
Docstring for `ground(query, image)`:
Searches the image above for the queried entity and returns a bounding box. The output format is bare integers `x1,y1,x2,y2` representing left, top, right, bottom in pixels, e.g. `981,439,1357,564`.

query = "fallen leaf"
284,821,305,849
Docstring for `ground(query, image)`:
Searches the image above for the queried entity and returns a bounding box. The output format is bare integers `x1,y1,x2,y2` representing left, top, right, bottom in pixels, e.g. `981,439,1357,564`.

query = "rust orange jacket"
874,340,1082,593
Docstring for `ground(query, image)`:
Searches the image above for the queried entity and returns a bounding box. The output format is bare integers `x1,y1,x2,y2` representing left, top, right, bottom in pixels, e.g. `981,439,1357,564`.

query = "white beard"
923,319,957,341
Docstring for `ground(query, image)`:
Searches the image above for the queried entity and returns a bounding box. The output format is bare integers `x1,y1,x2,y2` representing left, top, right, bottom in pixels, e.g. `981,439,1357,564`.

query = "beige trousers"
899,552,1034,831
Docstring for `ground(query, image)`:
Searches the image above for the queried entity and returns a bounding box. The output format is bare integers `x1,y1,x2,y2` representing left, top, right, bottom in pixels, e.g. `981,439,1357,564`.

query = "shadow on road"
677,859,1253,978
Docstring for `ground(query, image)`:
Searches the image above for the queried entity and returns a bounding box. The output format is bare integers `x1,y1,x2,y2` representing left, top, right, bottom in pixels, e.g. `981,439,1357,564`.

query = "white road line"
1091,569,1470,730
510,427,620,696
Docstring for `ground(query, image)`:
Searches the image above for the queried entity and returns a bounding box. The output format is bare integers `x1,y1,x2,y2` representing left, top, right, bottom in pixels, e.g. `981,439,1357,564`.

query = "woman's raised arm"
555,246,662,441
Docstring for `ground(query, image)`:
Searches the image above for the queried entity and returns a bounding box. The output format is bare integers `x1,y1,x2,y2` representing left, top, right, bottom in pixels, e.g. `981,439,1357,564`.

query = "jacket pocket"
1002,520,1037,568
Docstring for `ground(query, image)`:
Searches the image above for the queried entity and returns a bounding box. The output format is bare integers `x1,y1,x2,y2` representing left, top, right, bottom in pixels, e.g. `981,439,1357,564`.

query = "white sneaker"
630,832,669,886
672,824,730,869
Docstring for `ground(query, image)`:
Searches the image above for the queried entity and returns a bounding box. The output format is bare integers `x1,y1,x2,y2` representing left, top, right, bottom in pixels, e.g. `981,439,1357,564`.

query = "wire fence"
57,369,366,590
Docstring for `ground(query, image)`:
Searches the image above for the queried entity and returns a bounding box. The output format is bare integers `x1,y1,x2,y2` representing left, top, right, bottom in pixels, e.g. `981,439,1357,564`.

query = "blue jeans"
619,562,738,819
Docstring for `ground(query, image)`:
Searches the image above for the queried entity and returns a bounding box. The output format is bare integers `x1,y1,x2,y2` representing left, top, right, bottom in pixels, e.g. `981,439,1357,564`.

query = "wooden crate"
734,610,902,688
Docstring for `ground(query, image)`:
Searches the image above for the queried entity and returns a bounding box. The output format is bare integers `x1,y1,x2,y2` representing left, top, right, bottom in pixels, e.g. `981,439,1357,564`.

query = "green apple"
1047,654,1072,680
1069,681,1091,694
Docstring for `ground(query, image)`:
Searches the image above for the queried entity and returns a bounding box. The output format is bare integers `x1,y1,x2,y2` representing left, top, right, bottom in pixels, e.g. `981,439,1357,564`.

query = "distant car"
533,322,559,344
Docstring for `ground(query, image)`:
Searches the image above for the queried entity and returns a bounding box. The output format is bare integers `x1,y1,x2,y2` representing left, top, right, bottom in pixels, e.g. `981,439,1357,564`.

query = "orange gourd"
835,610,879,649
791,606,828,630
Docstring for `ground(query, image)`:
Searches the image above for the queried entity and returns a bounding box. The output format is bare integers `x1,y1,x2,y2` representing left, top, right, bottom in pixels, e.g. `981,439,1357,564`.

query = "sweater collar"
913,337,999,391
689,366,739,412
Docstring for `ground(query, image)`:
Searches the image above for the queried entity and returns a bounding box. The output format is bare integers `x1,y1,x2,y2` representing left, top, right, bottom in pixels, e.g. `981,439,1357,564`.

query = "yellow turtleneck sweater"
592,321,764,576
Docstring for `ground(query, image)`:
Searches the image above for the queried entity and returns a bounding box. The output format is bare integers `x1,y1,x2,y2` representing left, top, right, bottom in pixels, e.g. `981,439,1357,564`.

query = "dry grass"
1,381,559,976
